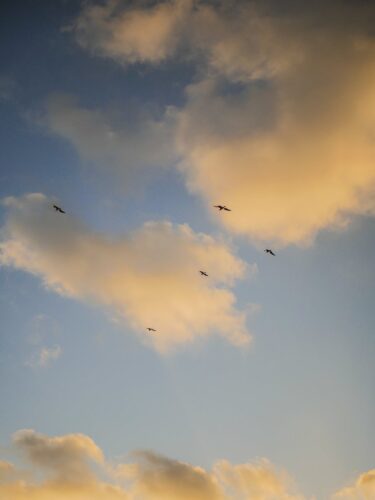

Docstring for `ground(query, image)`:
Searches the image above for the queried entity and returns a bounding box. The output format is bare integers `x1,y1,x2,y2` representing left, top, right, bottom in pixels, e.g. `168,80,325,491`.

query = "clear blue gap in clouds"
0,1,374,499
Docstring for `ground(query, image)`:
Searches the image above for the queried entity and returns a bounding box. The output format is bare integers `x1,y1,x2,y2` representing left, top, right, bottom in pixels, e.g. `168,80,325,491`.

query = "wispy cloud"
52,0,375,246
43,93,177,188
26,345,62,368
0,193,253,353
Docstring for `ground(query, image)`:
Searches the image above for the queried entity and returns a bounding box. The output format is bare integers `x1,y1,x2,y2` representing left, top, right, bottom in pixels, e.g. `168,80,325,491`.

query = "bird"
264,249,276,256
147,327,156,332
53,204,65,214
214,205,231,211
200,270,208,277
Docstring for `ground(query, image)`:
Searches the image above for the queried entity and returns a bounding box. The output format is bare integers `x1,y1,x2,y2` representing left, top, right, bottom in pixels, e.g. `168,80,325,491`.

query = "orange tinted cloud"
62,0,375,246
0,429,305,499
73,0,193,64
334,469,375,499
0,193,252,352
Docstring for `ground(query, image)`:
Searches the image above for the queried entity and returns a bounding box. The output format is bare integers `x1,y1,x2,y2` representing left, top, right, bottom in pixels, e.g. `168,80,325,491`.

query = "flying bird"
200,270,208,277
53,204,65,214
214,205,231,211
264,249,276,256
147,327,156,332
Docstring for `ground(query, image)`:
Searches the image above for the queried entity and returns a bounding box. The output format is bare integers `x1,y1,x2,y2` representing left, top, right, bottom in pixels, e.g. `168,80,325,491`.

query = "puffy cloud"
72,0,193,64
60,0,375,246
120,450,225,500
0,193,252,352
12,429,104,484
0,429,305,499
0,430,127,499
334,469,375,499
213,459,305,500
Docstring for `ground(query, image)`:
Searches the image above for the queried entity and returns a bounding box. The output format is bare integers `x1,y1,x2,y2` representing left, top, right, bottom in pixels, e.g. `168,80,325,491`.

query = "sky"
0,0,375,498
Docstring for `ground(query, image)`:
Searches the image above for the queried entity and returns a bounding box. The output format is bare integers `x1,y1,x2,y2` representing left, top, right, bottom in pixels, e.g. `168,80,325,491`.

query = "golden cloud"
59,0,375,246
0,193,252,352
0,429,306,499
2,429,369,499
73,0,193,64
334,469,375,499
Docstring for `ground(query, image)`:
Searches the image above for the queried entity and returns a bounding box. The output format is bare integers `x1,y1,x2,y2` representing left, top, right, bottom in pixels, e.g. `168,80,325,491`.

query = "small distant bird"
214,205,231,211
53,204,65,214
147,327,156,332
200,270,208,277
264,249,276,256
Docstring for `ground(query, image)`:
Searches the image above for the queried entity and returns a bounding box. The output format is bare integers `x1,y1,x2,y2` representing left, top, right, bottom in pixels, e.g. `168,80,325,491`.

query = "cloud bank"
49,0,375,246
0,193,252,352
1,429,371,499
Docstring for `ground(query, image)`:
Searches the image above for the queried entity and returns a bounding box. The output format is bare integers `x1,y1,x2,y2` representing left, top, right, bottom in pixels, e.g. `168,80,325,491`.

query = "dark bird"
147,327,156,332
200,270,208,277
214,205,231,211
264,249,276,256
53,204,65,214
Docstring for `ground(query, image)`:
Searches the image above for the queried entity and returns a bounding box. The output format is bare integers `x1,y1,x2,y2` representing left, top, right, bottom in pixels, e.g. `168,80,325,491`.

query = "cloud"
120,450,225,500
333,469,375,499
72,0,193,65
59,0,375,246
44,93,176,187
0,193,252,352
0,429,305,499
13,429,104,484
213,459,305,500
26,345,62,368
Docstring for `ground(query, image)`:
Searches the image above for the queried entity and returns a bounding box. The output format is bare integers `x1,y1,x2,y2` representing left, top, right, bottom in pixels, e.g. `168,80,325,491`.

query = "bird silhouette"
147,327,156,332
214,205,231,211
264,249,276,256
200,270,208,277
53,204,65,214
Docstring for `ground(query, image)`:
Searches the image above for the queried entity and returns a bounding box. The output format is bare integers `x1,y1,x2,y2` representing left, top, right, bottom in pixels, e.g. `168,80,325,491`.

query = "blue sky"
1,1,375,499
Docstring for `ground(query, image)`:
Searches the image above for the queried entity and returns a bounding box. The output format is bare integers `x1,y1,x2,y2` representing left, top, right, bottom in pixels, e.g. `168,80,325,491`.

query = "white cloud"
0,193,252,353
